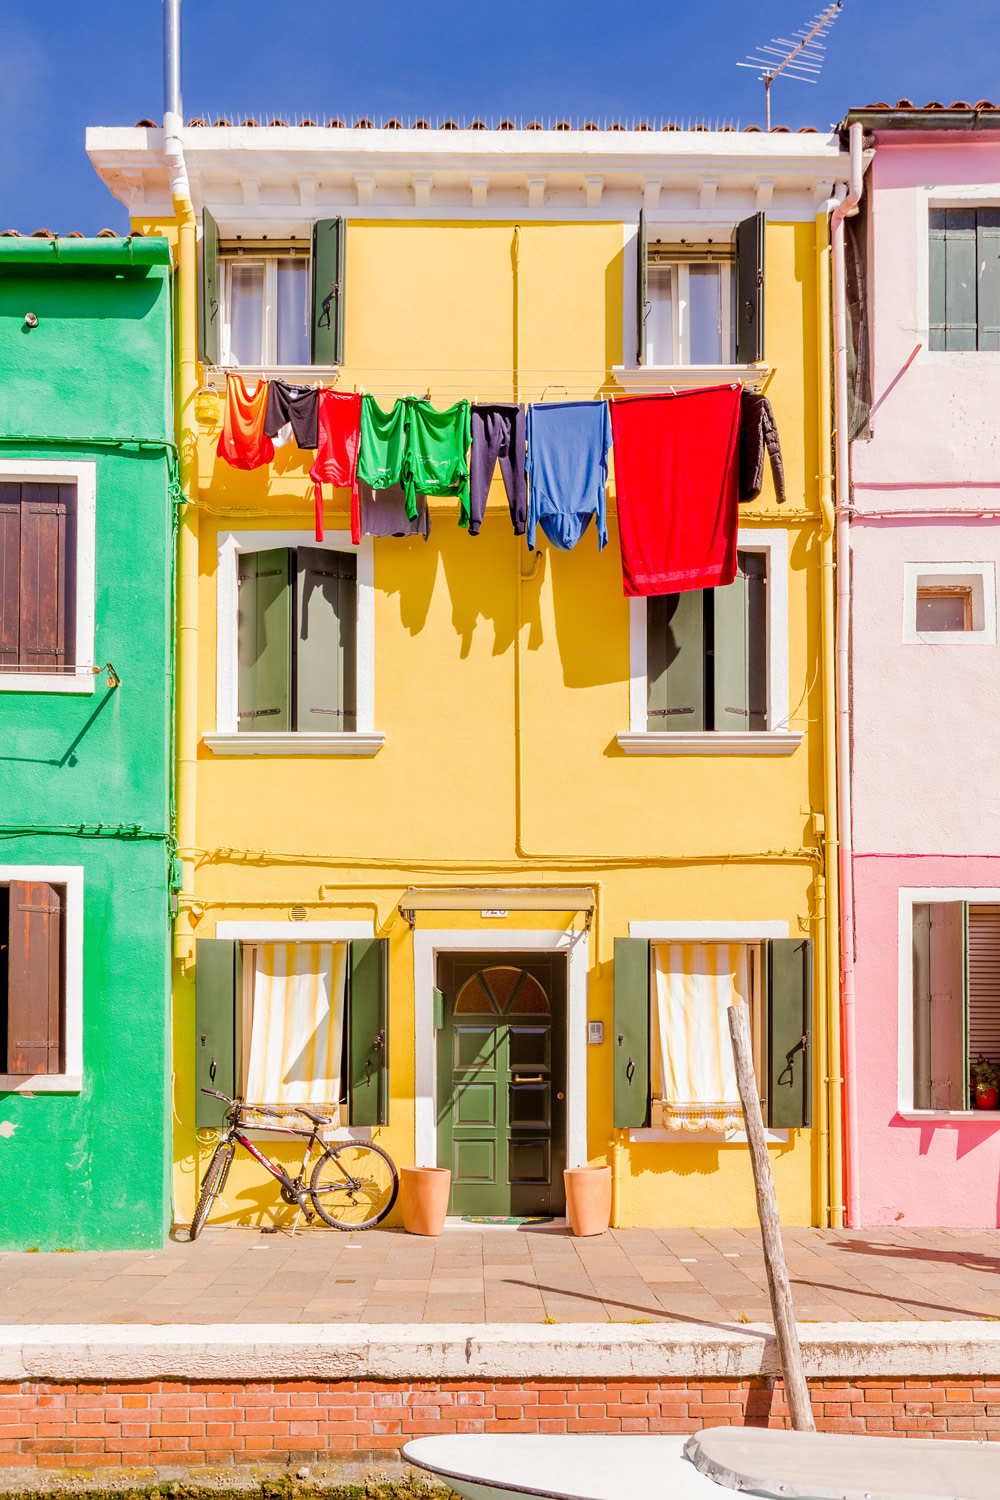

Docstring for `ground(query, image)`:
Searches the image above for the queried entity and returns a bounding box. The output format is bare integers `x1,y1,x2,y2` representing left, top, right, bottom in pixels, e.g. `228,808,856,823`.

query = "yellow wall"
149,213,827,1229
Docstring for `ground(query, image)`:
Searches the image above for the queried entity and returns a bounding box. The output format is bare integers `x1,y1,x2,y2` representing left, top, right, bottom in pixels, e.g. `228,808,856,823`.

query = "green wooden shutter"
976,208,1000,352
348,938,388,1126
199,208,220,366
734,211,765,363
613,937,650,1128
637,209,648,366
237,548,292,732
646,591,706,731
295,547,357,732
195,939,243,1126
312,218,346,365
928,209,948,351
6,881,63,1076
0,484,21,666
944,209,977,351
713,551,767,732
764,937,812,1129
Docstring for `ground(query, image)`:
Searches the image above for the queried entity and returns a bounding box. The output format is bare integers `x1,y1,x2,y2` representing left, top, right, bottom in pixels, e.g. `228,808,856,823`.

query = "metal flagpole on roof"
737,1,843,130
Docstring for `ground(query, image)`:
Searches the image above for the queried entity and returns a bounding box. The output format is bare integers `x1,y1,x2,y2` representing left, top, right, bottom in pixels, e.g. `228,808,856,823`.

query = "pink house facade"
845,105,1000,1226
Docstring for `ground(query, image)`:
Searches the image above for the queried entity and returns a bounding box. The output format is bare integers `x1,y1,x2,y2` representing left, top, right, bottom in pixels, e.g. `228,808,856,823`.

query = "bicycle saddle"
297,1107,331,1126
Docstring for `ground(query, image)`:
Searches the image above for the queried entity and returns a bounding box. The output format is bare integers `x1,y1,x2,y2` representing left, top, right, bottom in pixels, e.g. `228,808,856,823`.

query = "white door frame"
413,928,589,1171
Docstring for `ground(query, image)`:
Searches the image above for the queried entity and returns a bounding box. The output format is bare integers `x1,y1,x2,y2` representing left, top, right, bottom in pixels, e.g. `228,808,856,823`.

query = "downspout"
163,0,199,964
815,204,841,1228
831,121,864,1228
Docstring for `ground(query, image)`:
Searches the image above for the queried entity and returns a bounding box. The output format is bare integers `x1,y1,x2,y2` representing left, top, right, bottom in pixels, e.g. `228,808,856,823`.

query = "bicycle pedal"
303,1210,316,1224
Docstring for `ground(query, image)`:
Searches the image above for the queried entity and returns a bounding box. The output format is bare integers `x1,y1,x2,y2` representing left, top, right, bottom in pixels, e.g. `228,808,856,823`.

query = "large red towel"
309,389,362,543
611,385,741,596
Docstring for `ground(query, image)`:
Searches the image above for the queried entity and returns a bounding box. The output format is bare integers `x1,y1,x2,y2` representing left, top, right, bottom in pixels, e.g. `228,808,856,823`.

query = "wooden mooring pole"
728,1002,815,1432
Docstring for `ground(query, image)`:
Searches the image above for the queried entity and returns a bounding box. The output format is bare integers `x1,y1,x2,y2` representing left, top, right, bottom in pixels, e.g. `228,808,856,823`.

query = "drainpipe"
831,121,864,1227
815,204,841,1228
163,0,199,964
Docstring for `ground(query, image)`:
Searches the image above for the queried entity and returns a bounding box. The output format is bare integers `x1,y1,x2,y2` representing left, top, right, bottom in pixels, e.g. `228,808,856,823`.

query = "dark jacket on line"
739,389,785,503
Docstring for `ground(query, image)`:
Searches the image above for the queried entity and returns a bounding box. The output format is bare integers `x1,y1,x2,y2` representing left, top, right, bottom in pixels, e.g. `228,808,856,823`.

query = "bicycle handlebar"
199,1087,283,1121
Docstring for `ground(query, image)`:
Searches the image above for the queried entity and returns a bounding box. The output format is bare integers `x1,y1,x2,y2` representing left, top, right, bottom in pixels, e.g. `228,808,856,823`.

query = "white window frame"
0,864,84,1093
220,253,311,370
902,561,996,645
205,528,383,757
628,919,790,1144
0,460,96,695
617,528,799,755
646,260,733,367
915,186,1000,359
214,919,374,1141
897,886,1000,1119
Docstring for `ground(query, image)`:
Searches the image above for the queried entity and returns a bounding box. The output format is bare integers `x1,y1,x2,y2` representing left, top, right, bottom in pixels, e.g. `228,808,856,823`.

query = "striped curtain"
246,942,347,1111
651,943,748,1132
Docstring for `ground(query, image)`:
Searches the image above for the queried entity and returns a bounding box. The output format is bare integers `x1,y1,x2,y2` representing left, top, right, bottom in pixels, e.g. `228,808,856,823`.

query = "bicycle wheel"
310,1141,399,1230
189,1142,234,1241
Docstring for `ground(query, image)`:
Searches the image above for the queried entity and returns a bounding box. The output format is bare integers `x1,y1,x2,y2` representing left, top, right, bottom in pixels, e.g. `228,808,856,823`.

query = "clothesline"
216,374,786,597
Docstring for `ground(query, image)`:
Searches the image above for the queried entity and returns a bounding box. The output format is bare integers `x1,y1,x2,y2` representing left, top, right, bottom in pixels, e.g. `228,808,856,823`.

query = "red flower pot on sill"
975,1086,999,1110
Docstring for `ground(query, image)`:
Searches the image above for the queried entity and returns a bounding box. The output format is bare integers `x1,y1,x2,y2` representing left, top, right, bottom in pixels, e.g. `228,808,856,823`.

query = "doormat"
462,1215,555,1225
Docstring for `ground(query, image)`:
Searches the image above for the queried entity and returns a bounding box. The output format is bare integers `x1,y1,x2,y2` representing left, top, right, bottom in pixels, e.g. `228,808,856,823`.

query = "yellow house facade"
89,120,848,1230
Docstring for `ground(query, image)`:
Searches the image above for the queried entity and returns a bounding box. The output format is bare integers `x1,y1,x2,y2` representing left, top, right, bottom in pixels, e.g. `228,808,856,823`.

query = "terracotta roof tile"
156,114,828,134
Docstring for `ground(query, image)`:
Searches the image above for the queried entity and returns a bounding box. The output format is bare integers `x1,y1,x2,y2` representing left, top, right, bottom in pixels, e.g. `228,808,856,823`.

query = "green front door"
436,954,567,1216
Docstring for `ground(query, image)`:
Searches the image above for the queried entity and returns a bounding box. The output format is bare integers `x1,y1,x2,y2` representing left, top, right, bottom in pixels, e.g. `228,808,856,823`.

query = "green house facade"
0,235,175,1249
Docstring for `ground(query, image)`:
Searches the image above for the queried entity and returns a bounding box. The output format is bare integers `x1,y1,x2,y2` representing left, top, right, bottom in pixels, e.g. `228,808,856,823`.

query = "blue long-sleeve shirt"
526,400,611,552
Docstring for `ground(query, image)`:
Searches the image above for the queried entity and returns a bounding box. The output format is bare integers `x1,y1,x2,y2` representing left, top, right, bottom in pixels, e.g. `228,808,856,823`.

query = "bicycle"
189,1087,398,1240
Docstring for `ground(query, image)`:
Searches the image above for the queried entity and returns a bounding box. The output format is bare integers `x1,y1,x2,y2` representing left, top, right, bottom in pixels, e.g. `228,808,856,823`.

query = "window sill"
612,363,771,392
897,1110,1000,1122
204,731,385,757
0,1075,82,1094
0,671,96,695
203,364,340,390
630,1126,789,1144
617,731,802,756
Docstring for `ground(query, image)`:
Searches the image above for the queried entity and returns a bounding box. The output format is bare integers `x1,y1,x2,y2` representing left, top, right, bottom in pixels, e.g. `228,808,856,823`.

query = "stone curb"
4,1322,1000,1381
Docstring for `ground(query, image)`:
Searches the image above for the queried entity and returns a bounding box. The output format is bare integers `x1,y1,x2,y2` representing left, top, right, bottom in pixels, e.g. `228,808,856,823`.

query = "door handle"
512,1074,545,1082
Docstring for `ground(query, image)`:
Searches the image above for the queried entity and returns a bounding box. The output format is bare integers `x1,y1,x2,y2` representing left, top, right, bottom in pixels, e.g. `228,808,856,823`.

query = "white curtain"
650,943,748,1132
246,942,346,1111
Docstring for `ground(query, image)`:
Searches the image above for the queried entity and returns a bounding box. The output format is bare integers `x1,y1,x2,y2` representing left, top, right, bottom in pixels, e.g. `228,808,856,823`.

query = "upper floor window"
637,211,764,368
200,213,345,370
929,207,1000,351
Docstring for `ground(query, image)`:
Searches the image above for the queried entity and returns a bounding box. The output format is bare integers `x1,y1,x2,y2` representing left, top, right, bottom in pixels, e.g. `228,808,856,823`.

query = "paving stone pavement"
2,1225,1000,1326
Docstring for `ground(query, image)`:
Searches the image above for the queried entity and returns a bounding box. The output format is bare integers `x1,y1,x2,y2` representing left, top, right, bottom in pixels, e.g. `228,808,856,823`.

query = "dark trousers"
469,403,526,536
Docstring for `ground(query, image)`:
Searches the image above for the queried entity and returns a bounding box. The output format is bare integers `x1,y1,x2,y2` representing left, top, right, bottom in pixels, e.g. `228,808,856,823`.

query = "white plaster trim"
897,886,1000,1113
626,529,790,737
0,866,83,1092
896,1111,1000,1122
0,461,96,696
902,561,996,645
214,921,374,941
629,921,790,940
7,1320,1000,1381
613,364,771,391
204,732,385,757
617,731,801,756
215,529,375,735
412,928,588,1173
630,1126,789,1144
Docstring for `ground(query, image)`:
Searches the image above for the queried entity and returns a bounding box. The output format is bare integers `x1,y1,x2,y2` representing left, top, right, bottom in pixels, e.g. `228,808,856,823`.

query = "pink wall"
849,135,1000,1226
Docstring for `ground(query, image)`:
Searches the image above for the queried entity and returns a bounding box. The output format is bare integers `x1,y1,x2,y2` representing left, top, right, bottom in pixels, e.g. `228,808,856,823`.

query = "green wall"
0,248,174,1248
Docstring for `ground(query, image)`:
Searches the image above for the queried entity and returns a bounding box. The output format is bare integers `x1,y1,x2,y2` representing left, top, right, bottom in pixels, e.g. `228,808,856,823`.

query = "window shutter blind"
199,208,220,366
636,209,648,366
967,905,1000,1065
312,218,346,365
646,591,706,731
237,548,292,732
976,209,1000,352
19,485,75,672
6,881,63,1076
713,551,767,732
613,937,650,1128
912,902,967,1111
295,547,357,732
734,212,766,363
0,484,20,666
764,936,812,1129
928,210,948,351
195,939,243,1126
942,209,977,351
348,938,388,1126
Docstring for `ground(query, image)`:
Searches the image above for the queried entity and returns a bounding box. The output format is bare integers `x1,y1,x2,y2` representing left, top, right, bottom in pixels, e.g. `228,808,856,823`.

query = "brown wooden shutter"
0,484,20,666
6,881,64,1076
18,484,76,672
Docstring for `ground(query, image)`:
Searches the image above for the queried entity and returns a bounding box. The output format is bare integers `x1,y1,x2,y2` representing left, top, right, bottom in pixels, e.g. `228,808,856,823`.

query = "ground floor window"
912,902,1000,1110
1,879,65,1077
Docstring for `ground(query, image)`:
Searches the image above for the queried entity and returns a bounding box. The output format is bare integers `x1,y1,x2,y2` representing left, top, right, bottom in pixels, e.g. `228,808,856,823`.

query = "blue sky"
3,0,999,233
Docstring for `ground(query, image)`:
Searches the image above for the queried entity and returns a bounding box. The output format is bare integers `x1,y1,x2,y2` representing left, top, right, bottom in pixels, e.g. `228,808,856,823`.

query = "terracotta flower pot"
400,1166,452,1236
975,1086,999,1110
563,1165,612,1237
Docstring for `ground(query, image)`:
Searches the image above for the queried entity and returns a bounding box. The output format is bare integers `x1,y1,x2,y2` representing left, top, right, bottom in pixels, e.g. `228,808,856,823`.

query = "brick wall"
1,1376,999,1473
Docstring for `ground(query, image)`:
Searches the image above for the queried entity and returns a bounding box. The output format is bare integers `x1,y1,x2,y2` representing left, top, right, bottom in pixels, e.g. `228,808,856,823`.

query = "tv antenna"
738,1,842,131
